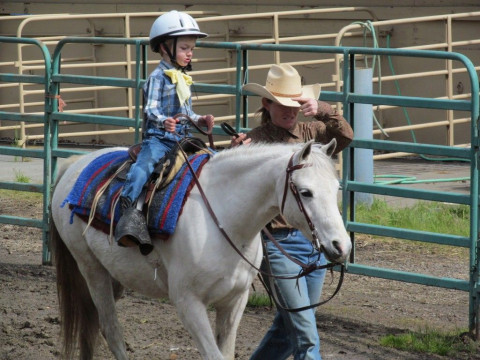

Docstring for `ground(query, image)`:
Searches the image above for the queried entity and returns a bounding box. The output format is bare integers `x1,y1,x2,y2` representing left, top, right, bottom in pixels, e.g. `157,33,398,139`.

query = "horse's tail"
50,157,99,359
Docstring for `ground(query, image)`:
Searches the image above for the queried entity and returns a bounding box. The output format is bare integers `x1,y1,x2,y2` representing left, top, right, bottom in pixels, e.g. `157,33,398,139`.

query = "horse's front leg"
174,296,224,360
215,289,250,360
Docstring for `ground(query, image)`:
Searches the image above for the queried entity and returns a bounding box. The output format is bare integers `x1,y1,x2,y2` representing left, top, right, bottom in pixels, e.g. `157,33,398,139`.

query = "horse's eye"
299,189,313,198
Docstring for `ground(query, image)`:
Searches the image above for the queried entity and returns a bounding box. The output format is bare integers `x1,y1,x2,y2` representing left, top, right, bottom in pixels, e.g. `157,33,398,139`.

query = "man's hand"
292,98,334,118
230,133,251,147
292,97,318,117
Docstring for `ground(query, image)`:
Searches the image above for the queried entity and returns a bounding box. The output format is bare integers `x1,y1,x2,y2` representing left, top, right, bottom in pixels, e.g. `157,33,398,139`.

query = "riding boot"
115,196,154,256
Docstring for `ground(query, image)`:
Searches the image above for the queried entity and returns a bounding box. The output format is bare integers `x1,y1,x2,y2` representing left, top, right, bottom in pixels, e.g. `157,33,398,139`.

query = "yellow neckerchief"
164,69,193,106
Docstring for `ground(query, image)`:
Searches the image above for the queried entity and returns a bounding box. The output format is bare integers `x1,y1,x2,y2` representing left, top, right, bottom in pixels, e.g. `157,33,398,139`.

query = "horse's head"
280,140,351,264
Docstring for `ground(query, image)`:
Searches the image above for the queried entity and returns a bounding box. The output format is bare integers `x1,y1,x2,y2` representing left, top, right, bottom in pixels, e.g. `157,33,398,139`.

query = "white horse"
50,140,351,360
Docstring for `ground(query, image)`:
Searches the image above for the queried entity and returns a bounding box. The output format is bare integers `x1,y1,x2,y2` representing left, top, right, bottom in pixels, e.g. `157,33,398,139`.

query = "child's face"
174,36,197,67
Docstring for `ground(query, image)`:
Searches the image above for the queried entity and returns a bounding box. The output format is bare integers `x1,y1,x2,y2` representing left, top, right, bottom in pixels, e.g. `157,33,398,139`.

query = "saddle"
63,136,213,239
128,137,210,205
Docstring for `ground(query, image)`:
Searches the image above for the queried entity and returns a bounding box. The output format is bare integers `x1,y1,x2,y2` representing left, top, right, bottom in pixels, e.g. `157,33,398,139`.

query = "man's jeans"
250,229,327,360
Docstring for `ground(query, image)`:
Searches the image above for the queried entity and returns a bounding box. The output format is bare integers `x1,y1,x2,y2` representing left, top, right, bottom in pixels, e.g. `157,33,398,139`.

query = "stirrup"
115,207,153,256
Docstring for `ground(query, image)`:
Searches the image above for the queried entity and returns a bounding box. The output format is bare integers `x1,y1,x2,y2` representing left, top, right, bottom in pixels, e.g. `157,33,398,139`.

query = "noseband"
280,154,321,251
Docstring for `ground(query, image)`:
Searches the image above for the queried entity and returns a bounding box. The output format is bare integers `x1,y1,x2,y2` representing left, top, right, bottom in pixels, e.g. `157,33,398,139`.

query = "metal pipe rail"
47,37,245,149
0,11,220,146
213,41,479,334
334,11,480,155
1,35,479,335
1,7,378,146
336,45,479,336
2,9,478,152
0,36,52,264
49,36,147,146
47,37,480,333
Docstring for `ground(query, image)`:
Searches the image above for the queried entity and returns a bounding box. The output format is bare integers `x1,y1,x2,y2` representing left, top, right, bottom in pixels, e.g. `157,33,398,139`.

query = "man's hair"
258,99,273,125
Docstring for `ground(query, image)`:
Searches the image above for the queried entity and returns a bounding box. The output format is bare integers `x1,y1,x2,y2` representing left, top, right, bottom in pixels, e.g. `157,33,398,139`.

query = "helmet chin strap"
163,38,192,72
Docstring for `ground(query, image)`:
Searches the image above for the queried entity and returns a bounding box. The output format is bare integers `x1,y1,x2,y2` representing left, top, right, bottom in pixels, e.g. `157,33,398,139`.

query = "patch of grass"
380,328,479,357
246,293,271,308
14,169,31,183
0,189,42,201
355,199,470,237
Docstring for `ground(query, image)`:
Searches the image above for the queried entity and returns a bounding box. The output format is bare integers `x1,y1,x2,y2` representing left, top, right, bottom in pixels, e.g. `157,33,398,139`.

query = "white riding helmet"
149,10,207,53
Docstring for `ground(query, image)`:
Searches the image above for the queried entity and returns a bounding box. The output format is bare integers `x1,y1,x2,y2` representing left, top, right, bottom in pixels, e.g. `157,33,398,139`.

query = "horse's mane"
212,142,338,178
212,142,293,163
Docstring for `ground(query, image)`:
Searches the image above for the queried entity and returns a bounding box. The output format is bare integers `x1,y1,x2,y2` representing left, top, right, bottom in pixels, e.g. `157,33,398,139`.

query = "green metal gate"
219,41,480,332
1,36,479,334
0,36,52,264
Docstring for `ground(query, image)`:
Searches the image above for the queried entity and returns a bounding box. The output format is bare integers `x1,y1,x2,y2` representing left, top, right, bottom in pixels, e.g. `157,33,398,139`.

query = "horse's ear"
297,139,314,162
319,138,337,157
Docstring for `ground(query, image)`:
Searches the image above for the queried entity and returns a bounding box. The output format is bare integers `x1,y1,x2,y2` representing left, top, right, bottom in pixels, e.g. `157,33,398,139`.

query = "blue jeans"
250,229,327,360
121,134,177,203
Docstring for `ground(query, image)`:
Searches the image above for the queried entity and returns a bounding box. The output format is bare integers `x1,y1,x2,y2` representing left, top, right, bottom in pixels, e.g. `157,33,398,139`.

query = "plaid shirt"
143,60,200,134
247,109,353,231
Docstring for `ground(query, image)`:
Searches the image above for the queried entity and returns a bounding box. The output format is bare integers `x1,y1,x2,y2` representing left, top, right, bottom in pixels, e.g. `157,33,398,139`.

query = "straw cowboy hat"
242,64,321,107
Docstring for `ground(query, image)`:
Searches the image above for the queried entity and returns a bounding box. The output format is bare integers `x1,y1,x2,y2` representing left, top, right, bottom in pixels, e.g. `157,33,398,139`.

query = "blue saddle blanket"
62,149,211,236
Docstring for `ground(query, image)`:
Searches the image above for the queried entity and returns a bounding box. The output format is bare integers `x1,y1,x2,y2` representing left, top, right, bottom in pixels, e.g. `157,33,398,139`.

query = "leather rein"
175,113,216,150
173,116,345,312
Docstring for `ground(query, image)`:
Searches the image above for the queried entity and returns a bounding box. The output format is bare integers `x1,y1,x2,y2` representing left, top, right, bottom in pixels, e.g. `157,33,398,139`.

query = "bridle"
262,153,345,312
281,154,321,251
173,118,345,311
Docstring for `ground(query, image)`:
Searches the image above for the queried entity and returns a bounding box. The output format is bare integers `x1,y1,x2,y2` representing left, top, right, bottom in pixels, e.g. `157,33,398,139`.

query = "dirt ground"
1,193,480,360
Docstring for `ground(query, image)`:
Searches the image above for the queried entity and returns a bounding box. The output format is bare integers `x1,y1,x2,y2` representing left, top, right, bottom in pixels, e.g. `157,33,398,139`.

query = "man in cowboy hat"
232,63,353,360
235,63,352,149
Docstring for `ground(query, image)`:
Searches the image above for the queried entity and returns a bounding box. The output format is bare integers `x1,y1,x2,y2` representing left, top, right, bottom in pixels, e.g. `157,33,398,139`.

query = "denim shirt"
143,59,200,138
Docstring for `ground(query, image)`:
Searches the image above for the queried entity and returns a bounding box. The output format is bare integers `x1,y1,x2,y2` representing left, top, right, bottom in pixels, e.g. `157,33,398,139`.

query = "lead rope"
261,227,345,312
262,241,345,312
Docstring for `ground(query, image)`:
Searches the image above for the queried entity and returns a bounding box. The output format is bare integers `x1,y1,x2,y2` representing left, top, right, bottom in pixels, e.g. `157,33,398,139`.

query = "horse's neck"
202,147,288,239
